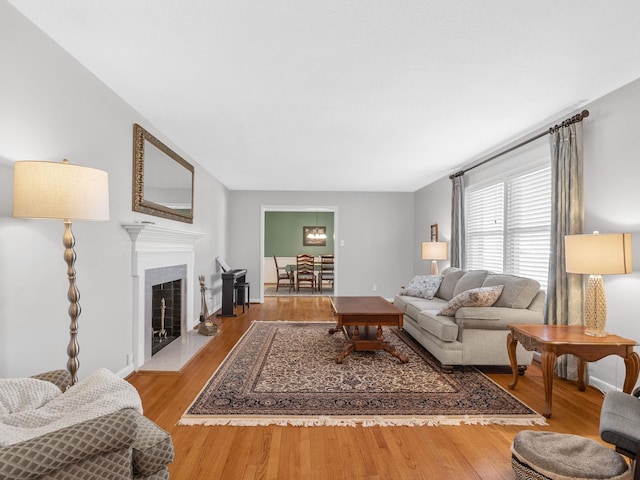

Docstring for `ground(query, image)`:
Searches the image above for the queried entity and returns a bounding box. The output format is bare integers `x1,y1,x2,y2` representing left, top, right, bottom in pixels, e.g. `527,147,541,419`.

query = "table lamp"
564,232,632,337
13,159,110,385
421,241,448,275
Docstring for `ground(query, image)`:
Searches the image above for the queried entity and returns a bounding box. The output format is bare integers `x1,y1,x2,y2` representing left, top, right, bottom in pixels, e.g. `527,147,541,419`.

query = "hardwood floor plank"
127,296,611,479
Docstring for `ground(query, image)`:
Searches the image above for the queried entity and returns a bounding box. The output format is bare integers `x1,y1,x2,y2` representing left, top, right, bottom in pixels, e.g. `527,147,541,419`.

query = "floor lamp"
421,241,448,275
565,232,632,337
13,159,110,385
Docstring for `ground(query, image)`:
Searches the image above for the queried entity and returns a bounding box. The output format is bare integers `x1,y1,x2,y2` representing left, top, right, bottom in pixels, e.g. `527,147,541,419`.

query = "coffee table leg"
336,343,355,364
382,342,409,364
623,351,640,394
507,332,519,389
541,349,557,418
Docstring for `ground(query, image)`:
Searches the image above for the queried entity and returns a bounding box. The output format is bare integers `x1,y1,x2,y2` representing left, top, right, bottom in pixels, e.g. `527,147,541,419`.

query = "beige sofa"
394,267,545,371
0,370,174,480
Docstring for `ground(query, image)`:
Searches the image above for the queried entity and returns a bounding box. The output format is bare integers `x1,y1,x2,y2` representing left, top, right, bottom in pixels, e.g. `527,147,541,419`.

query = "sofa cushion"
415,310,459,342
438,285,504,317
436,267,465,301
452,270,489,297
482,274,540,309
399,275,443,299
405,297,447,319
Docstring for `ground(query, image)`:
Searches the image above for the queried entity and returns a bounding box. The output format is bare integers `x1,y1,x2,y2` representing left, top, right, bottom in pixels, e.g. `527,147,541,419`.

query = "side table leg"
541,349,557,418
577,358,586,392
507,332,519,389
623,351,640,394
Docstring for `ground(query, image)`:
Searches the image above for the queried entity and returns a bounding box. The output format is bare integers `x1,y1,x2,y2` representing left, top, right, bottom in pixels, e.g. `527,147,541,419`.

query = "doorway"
259,205,338,302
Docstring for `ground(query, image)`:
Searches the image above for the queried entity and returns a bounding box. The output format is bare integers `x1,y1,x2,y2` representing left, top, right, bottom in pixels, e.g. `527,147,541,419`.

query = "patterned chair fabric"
295,253,316,292
0,371,174,480
29,370,71,392
318,254,334,293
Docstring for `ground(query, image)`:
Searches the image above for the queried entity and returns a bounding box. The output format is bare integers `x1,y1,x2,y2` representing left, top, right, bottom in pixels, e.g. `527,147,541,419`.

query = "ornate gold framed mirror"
132,124,194,223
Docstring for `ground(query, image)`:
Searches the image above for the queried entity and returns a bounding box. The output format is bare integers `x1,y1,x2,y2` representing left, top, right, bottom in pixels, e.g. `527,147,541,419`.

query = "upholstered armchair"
0,370,174,480
600,389,640,480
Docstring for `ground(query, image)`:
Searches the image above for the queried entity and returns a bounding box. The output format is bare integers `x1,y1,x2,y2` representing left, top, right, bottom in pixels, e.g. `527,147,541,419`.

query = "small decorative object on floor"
198,275,217,336
511,431,630,480
198,318,218,336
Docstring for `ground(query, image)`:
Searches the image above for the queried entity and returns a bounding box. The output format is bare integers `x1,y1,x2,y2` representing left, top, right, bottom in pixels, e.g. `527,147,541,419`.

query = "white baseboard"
117,364,135,378
588,376,618,395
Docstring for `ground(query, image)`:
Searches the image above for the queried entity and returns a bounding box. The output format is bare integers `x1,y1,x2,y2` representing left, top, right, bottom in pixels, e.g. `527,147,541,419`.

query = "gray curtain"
547,122,584,380
450,174,465,269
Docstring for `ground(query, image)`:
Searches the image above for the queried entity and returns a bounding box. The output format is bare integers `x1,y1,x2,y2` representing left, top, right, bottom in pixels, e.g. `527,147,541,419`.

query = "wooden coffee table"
507,324,640,418
328,296,408,364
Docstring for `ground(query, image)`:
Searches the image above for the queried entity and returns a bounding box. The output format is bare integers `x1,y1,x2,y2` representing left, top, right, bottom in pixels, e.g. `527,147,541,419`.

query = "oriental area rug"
179,321,546,427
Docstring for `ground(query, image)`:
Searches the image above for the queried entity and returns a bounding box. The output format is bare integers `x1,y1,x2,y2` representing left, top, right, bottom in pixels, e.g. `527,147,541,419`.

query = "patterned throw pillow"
399,275,443,299
438,285,504,317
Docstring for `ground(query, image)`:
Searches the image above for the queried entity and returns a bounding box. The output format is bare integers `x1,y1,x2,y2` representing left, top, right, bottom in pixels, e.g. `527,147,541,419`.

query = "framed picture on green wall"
303,226,327,246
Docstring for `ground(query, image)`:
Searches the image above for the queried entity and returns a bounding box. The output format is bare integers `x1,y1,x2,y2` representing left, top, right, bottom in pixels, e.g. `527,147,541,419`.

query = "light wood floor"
127,296,610,479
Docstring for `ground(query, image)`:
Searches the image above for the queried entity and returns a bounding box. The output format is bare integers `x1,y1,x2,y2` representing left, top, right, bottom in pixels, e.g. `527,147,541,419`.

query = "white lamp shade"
565,233,632,275
421,241,448,260
13,160,110,221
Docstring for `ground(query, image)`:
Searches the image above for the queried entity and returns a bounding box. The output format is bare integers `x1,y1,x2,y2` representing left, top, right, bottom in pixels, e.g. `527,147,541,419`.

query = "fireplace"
123,223,205,370
149,275,183,356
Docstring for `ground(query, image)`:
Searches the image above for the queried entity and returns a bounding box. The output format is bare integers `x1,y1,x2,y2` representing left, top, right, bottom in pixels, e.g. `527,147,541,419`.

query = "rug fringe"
178,414,547,428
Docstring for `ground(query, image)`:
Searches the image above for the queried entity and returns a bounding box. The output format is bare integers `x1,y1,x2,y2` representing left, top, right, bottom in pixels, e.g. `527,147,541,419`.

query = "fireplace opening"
151,279,182,356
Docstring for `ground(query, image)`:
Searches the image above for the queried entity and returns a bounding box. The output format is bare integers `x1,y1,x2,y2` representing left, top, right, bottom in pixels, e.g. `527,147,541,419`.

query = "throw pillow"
400,275,443,299
438,285,504,317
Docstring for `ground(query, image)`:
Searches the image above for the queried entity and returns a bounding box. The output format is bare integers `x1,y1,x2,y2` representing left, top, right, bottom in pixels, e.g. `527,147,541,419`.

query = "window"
465,164,551,290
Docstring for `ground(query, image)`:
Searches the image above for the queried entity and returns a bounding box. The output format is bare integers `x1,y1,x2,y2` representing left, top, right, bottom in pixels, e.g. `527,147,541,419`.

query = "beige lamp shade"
565,232,633,337
565,233,632,275
421,241,447,275
13,160,110,221
421,241,448,261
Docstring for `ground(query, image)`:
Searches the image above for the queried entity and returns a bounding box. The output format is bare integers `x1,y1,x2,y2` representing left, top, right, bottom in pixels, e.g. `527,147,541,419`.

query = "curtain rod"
449,109,590,179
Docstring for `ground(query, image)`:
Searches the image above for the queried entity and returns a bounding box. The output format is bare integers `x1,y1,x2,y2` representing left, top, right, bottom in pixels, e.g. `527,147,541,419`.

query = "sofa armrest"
30,370,71,392
132,414,174,476
600,391,640,459
455,306,544,330
0,409,137,480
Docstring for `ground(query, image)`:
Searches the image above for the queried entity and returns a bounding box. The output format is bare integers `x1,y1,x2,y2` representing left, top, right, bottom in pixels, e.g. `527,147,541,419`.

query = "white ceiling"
8,1,640,192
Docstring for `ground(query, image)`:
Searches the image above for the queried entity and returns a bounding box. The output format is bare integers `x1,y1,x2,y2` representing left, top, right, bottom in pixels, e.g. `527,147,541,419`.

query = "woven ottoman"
511,431,631,480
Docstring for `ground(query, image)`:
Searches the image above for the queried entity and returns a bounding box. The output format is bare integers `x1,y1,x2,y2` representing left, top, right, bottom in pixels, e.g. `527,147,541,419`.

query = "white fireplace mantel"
122,223,206,369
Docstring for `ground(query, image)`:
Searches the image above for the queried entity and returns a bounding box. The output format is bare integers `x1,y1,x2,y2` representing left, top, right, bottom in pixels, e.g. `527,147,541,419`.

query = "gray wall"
228,191,414,299
0,1,230,379
413,177,452,275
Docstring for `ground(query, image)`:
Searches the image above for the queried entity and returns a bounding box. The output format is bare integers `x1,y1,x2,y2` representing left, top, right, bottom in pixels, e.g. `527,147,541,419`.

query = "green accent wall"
265,211,335,256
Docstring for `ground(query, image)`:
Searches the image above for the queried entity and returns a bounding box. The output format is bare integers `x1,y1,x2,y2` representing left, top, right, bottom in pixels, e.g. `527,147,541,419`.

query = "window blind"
505,167,551,289
465,164,551,290
466,182,504,273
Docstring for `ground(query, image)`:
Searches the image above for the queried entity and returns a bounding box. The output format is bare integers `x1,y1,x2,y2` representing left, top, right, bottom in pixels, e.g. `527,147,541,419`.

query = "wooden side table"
507,324,640,418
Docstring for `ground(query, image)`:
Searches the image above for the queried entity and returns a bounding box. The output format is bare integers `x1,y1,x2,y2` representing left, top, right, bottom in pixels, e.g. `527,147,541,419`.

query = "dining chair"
318,254,334,293
295,253,316,293
273,255,293,292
